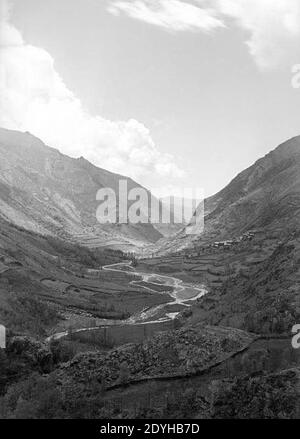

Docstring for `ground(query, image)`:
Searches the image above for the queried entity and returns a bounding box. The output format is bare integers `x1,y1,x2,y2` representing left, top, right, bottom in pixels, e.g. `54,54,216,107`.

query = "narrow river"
47,262,207,342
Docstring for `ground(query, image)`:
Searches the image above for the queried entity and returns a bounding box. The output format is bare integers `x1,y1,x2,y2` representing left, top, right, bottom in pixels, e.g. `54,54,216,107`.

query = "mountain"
0,131,299,420
140,135,300,337
203,135,300,238
0,128,163,251
154,135,300,255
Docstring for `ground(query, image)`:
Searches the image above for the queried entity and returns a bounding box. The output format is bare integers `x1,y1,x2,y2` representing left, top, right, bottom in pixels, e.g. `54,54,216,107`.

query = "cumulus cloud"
108,0,225,32
216,0,300,70
0,0,183,184
108,0,300,70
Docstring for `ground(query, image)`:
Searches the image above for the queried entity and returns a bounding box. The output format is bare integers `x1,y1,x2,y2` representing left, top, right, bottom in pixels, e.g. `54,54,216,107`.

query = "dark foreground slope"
0,324,298,419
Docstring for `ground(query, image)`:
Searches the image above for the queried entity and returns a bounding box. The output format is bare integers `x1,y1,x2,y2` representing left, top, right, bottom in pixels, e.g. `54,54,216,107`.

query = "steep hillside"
0,218,170,337
154,135,300,255
140,135,300,336
0,128,162,251
203,135,300,238
184,233,300,335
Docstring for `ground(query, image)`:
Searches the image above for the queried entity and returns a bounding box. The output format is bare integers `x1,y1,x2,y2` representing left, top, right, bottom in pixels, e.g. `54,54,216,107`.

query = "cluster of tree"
0,369,208,419
46,236,126,268
0,336,80,400
2,292,60,337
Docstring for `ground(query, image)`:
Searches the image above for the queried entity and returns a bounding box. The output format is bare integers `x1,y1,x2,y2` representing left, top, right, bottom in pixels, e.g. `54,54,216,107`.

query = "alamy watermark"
96,181,204,235
0,325,6,349
292,324,300,349
291,64,300,89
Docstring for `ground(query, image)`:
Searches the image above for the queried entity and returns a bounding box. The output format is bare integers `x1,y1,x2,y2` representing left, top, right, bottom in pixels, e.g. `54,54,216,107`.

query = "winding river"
47,262,207,342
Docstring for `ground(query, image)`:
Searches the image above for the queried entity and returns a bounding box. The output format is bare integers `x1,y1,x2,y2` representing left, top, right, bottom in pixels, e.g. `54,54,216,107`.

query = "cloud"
108,0,300,70
0,0,183,184
107,0,225,33
216,0,300,70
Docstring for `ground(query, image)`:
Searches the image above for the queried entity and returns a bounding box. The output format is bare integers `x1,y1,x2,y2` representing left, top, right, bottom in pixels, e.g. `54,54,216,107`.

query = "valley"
0,129,299,419
46,261,207,345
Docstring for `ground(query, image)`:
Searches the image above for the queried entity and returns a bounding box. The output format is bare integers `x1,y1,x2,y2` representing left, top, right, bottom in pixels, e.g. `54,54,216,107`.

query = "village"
184,230,260,259
131,229,265,262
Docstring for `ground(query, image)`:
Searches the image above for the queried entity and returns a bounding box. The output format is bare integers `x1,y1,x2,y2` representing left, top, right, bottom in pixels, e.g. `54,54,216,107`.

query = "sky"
1,0,300,197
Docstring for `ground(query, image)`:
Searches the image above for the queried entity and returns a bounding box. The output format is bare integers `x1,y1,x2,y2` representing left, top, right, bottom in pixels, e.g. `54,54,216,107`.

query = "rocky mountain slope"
154,135,300,255
139,134,300,341
203,135,300,238
0,130,299,419
0,128,163,251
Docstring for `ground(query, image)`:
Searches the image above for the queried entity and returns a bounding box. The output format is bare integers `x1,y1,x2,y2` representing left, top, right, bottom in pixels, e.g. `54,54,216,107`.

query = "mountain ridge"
153,134,300,255
204,135,300,233
0,127,164,251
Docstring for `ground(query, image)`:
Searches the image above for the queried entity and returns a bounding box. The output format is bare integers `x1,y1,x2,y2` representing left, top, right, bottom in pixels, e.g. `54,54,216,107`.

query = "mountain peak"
0,128,163,250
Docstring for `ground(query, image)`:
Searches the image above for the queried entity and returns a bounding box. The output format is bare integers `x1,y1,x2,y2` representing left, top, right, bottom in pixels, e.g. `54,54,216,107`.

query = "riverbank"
47,262,208,344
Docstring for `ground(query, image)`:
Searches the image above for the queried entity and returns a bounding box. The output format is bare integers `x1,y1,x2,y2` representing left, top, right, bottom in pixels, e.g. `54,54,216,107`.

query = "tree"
119,361,130,385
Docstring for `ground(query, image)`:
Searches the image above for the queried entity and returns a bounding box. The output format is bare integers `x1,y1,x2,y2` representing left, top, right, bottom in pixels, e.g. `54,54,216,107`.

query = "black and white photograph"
0,0,299,424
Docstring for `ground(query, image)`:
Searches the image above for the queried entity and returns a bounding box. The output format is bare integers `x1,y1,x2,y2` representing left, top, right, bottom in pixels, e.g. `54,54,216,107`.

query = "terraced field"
39,268,175,334
139,231,284,287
